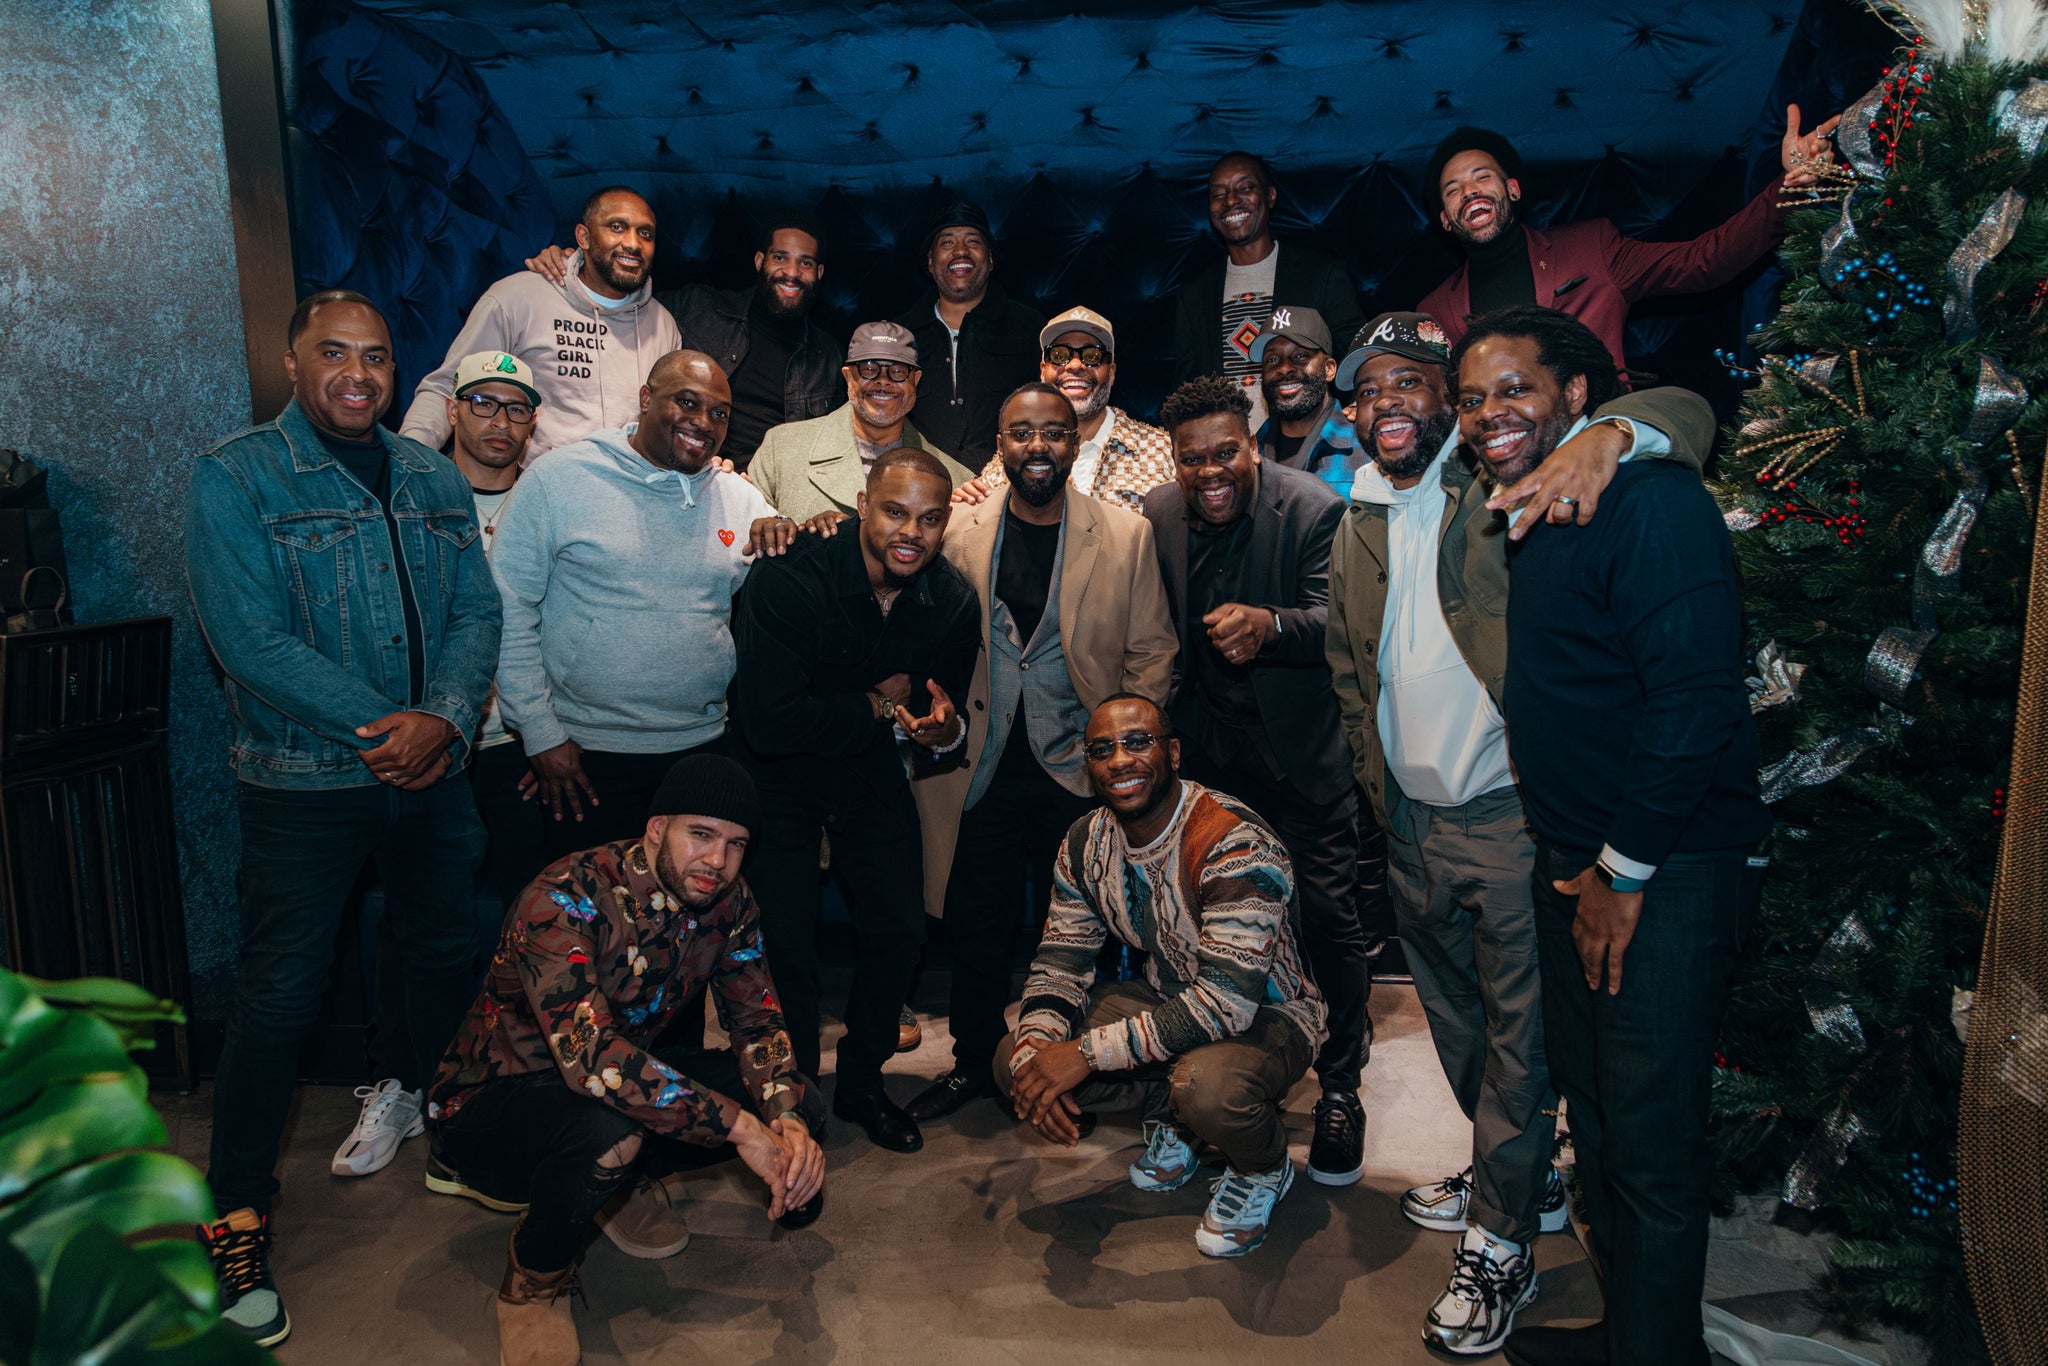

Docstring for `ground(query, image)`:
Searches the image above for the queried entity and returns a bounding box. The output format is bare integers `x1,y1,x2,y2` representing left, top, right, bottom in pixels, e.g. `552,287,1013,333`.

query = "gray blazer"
747,406,974,522
1141,460,1351,805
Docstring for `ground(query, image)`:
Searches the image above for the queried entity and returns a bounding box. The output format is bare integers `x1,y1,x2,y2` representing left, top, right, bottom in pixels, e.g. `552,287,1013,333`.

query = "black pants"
1183,749,1369,1093
743,767,925,1089
210,779,483,1216
940,742,1094,1082
435,1048,825,1272
1532,839,1762,1361
540,738,728,866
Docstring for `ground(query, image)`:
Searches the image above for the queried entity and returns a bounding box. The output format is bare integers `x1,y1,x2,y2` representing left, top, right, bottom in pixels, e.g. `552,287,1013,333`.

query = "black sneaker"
201,1207,290,1347
1307,1091,1366,1186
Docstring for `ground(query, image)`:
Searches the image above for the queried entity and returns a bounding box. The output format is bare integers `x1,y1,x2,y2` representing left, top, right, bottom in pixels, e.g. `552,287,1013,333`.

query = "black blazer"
1141,461,1351,804
1172,241,1364,388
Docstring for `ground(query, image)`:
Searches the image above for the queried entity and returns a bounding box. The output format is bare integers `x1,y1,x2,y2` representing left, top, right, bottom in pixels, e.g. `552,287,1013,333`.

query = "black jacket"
1172,242,1364,388
895,281,1044,467
656,282,844,426
1141,461,1351,805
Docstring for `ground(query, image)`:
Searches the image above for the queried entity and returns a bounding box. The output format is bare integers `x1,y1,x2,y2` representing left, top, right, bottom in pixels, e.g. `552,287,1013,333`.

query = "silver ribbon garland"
1963,351,2029,445
1835,76,1891,178
1865,626,1938,703
1943,188,2027,342
1820,194,1868,283
1759,725,1885,804
1783,1101,1880,1210
1800,911,1875,1051
1995,78,2048,158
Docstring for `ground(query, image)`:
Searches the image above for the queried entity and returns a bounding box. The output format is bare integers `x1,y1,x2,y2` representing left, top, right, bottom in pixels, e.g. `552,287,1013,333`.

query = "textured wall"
0,0,249,1011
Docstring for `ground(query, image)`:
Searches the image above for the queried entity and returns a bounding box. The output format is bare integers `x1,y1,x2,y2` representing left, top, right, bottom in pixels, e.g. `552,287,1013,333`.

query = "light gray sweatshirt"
400,253,681,462
488,425,778,755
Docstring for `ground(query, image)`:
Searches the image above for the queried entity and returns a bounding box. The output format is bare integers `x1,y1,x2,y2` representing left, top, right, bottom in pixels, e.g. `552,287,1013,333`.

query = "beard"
1010,461,1065,506
1371,408,1457,483
588,248,646,295
1475,407,1577,489
1265,371,1329,422
754,272,813,318
1066,380,1111,421
1447,193,1518,249
656,843,731,909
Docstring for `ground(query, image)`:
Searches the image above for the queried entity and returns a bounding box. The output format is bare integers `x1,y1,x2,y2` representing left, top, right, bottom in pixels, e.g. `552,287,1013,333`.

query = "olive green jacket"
1326,386,1716,831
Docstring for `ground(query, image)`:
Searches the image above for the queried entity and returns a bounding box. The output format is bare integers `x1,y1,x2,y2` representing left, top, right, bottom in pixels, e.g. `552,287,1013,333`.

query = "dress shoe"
831,1086,924,1152
896,1005,923,1053
1504,1322,1608,1366
777,1188,825,1230
906,1069,996,1121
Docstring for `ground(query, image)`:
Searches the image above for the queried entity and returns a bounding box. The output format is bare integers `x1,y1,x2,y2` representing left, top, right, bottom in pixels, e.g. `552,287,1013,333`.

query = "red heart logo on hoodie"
717,529,735,547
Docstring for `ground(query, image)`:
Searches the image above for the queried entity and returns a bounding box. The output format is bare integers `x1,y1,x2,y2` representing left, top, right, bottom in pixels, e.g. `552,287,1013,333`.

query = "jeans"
996,980,1312,1173
1532,839,1763,1359
209,778,484,1216
435,1048,825,1272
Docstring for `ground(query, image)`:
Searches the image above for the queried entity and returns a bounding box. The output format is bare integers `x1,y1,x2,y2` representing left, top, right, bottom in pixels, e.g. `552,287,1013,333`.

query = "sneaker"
201,1207,290,1347
1423,1224,1539,1354
1403,1165,1570,1235
425,1152,530,1213
1195,1159,1293,1257
331,1078,424,1176
896,1005,922,1054
1307,1091,1366,1186
1127,1120,1198,1192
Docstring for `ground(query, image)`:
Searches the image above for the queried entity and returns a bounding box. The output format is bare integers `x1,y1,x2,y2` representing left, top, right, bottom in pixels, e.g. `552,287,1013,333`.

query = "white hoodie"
400,251,681,463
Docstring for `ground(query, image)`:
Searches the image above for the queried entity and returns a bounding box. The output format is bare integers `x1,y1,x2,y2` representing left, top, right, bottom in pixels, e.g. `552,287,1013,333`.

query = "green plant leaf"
0,1076,167,1201
35,1223,207,1366
21,977,184,1056
130,1238,219,1316
0,1153,214,1266
0,1234,37,1363
0,1011,140,1118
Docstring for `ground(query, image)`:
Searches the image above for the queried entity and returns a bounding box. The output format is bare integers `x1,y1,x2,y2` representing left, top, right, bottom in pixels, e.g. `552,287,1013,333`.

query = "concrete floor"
156,981,1903,1365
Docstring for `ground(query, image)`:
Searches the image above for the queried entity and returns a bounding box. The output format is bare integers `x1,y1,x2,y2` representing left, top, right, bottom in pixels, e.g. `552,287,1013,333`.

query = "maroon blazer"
1418,174,1791,370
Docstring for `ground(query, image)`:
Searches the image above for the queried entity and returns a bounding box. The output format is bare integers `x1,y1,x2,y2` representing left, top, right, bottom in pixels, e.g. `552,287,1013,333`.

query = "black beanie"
923,199,993,254
649,753,761,837
1425,127,1525,212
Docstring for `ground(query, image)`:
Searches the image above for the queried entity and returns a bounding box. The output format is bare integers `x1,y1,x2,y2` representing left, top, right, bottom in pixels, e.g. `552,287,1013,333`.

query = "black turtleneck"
725,290,807,468
1465,221,1536,318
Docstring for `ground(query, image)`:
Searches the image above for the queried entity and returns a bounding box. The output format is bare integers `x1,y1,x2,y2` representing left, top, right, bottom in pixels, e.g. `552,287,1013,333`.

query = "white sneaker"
1401,1164,1570,1235
1421,1224,1538,1354
1128,1120,1198,1192
331,1078,424,1176
1194,1159,1293,1257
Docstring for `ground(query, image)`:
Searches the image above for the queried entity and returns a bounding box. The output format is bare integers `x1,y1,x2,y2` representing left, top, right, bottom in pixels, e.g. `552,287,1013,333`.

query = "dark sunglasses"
1044,344,1111,368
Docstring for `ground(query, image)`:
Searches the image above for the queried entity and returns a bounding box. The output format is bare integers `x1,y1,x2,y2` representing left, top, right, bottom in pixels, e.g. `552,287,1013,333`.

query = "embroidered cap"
846,321,921,368
1039,305,1115,353
1248,305,1333,362
1335,312,1453,389
453,351,541,405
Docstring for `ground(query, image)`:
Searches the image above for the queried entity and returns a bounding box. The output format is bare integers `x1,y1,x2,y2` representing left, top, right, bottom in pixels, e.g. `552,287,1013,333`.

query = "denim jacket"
185,398,502,789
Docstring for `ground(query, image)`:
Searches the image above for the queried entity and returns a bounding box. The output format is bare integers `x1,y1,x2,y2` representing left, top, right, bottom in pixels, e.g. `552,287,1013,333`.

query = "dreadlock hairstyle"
1448,306,1621,413
1158,373,1253,437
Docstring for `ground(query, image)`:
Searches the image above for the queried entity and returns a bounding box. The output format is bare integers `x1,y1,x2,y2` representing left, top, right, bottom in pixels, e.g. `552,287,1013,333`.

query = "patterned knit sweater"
1015,781,1327,1070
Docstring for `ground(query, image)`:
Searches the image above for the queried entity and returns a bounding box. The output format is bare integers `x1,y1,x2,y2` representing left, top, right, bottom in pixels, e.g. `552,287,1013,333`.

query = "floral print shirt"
428,839,804,1143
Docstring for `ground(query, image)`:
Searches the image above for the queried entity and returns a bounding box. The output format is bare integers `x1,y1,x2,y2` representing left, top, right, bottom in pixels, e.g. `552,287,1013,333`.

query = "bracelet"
1075,1033,1099,1071
1593,859,1648,894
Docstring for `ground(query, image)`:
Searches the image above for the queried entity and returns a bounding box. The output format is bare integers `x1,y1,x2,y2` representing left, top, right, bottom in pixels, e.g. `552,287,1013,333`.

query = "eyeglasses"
853,360,916,383
1044,344,1111,368
460,393,536,424
1083,731,1160,763
1002,424,1075,445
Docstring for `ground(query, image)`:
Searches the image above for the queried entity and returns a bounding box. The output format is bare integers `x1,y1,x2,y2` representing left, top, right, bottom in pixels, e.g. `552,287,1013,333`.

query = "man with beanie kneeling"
425,753,824,1366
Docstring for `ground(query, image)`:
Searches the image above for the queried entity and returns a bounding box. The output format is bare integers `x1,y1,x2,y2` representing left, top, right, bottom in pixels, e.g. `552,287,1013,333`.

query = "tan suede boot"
495,1229,581,1366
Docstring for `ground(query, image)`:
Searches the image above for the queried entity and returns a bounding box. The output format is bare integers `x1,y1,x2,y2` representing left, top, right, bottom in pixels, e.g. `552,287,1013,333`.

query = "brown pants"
996,980,1311,1173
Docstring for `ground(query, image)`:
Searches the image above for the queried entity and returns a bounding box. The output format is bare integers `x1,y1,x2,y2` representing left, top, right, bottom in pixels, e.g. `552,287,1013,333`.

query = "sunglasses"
1044,344,1111,368
1082,731,1161,763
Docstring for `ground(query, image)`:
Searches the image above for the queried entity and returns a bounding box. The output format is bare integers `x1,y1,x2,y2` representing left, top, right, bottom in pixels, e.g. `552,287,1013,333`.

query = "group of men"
181,114,1836,1366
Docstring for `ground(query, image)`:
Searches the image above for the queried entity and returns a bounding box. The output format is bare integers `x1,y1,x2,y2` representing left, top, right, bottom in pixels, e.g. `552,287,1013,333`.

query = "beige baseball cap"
1039,306,1114,352
453,351,541,405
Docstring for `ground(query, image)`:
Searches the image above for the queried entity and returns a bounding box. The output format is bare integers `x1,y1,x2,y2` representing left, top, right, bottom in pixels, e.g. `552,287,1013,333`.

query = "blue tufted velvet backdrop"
289,0,1898,425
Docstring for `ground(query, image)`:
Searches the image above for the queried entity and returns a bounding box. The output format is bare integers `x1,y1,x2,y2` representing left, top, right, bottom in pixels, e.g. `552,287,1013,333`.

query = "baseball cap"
1426,127,1525,212
1335,313,1453,389
1248,305,1333,362
453,351,541,405
1039,306,1115,353
846,321,920,368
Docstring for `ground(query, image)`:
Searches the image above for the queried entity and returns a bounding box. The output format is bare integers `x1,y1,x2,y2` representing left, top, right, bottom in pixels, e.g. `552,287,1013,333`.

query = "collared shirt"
974,511,1090,805
1185,511,1284,780
1070,407,1118,498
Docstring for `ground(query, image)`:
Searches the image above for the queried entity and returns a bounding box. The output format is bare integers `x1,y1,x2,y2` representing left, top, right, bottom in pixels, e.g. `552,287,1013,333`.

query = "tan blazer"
747,406,974,522
912,487,1178,916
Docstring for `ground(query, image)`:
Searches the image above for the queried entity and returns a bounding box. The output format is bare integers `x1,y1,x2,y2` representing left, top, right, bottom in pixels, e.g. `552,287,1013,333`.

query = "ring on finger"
1555,495,1579,508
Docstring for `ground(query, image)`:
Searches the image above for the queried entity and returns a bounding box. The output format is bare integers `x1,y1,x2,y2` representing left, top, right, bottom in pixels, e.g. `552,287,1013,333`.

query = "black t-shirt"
995,510,1060,646
1270,430,1307,465
1466,222,1537,318
724,293,802,469
315,426,424,706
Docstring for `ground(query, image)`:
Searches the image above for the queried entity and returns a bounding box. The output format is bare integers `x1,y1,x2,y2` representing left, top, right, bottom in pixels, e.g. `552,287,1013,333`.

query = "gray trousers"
1386,780,1556,1244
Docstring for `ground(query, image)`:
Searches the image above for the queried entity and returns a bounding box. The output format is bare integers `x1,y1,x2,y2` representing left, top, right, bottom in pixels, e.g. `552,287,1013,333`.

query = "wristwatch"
1592,859,1648,894
868,689,894,723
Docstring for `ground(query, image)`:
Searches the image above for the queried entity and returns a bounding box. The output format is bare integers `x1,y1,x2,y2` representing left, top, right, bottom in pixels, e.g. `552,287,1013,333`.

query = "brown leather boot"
495,1228,581,1366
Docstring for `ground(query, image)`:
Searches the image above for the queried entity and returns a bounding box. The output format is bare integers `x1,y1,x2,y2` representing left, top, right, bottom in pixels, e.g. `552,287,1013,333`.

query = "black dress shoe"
777,1188,825,1230
1503,1323,1608,1366
831,1087,924,1152
905,1070,997,1121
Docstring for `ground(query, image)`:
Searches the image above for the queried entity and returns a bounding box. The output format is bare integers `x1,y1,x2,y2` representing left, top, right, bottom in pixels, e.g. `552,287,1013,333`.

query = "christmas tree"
1709,7,2047,1360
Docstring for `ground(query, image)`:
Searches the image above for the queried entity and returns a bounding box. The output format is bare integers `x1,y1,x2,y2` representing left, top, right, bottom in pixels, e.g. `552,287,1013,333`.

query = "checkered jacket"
977,407,1177,513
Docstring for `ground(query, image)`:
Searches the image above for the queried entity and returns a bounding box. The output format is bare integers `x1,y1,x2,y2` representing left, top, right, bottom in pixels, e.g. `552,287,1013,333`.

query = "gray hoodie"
400,252,682,462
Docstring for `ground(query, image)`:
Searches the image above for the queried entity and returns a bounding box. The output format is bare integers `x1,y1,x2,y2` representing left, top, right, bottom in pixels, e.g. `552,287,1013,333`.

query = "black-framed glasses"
1083,731,1160,763
1044,344,1111,368
1002,424,1075,445
459,393,536,424
853,360,917,383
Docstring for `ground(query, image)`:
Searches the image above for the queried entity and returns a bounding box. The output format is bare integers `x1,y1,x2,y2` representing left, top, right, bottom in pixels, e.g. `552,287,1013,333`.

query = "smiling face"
856,464,954,588
635,354,732,474
1455,334,1587,488
927,226,992,304
649,812,750,909
575,191,656,296
1354,351,1454,483
1207,155,1275,248
843,360,920,431
997,389,1078,508
1438,149,1520,248
284,301,393,440
1172,411,1260,526
754,227,822,318
1083,697,1181,838
1259,335,1335,422
1039,329,1114,420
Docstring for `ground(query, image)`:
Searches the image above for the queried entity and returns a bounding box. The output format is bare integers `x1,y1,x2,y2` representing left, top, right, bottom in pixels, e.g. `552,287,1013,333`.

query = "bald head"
634,349,732,474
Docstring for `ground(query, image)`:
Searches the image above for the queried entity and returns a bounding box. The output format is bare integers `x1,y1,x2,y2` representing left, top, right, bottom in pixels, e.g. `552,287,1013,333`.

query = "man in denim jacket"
184,289,501,1349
